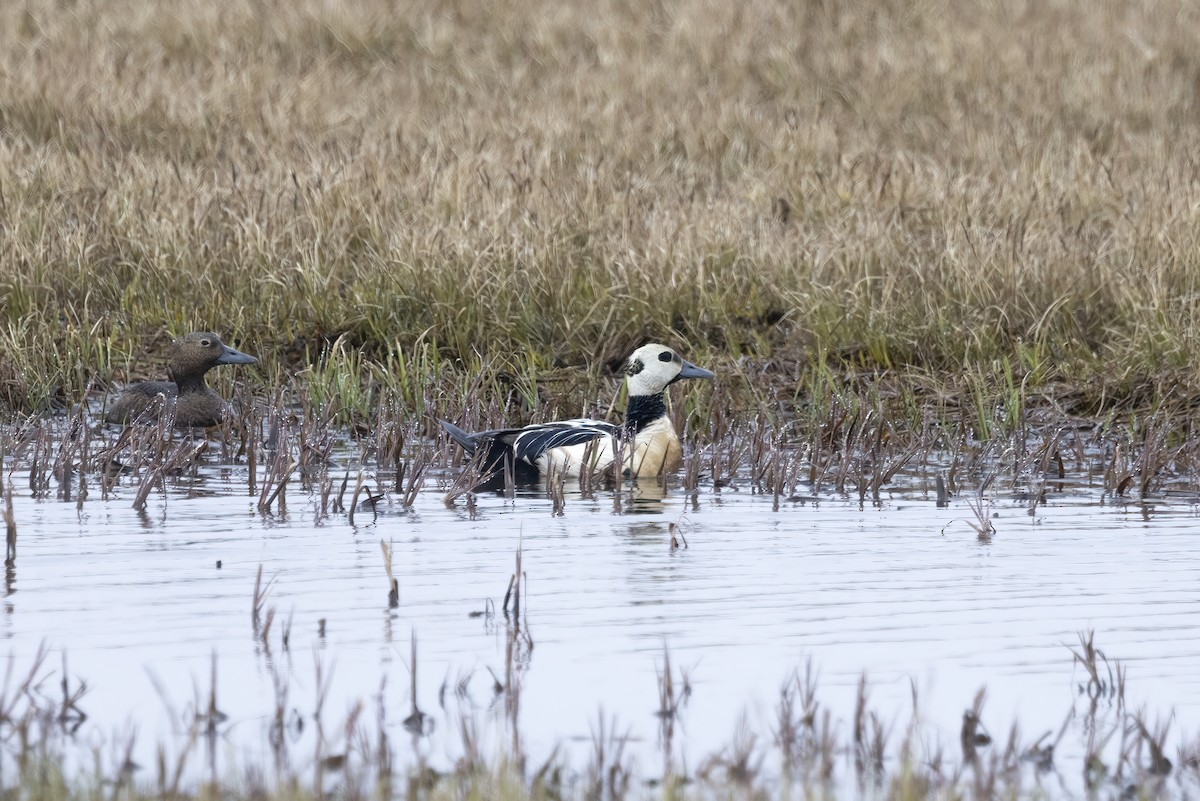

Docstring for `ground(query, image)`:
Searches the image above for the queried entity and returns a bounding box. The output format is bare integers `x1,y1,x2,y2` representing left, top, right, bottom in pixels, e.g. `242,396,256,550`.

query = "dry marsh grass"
3,0,1200,418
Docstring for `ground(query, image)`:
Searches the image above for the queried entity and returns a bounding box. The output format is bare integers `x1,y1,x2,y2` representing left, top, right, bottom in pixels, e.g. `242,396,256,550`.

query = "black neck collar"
625,393,666,432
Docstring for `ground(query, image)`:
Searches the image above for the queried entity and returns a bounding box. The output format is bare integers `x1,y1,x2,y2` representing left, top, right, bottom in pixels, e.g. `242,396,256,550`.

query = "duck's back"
106,382,228,427
505,419,618,465
105,381,178,424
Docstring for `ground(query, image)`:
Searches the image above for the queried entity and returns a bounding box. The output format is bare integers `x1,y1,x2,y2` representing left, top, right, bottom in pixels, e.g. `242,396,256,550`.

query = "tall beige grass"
2,0,1200,410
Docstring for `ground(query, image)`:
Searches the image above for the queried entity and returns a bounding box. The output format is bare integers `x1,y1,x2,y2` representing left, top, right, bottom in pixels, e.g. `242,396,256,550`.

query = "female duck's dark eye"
658,351,674,362
200,339,212,347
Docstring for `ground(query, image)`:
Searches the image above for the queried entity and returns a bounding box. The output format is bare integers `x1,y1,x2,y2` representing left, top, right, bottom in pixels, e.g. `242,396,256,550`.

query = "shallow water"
6,434,1200,786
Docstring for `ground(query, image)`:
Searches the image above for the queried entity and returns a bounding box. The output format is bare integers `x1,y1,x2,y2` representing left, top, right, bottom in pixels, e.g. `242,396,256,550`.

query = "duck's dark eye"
200,338,212,347
658,351,674,362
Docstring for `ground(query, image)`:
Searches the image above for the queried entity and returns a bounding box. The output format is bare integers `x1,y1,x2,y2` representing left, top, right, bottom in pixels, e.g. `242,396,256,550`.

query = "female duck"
440,343,713,488
105,332,257,428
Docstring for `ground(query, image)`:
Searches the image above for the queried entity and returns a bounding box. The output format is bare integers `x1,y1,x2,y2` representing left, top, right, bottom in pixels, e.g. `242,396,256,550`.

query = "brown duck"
105,332,257,427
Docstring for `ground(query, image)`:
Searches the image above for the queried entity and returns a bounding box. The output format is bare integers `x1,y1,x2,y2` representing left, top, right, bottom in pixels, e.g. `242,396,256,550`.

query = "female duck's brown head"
105,331,257,428
167,332,257,389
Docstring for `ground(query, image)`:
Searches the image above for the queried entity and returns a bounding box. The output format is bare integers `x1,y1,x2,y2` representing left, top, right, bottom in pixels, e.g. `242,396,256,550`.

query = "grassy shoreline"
3,0,1200,417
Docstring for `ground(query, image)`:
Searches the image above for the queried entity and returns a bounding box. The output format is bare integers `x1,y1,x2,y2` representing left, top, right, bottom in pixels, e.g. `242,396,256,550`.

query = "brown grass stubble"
1,0,1200,417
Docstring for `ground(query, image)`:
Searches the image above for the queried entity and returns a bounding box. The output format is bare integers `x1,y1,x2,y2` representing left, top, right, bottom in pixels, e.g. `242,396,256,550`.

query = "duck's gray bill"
678,360,715,380
216,346,258,365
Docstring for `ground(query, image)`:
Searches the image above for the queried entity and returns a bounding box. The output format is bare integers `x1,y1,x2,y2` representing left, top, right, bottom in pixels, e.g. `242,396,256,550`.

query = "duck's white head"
622,344,714,397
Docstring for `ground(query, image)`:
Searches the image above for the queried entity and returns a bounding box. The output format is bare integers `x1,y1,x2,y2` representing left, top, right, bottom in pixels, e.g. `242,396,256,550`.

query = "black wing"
506,420,620,466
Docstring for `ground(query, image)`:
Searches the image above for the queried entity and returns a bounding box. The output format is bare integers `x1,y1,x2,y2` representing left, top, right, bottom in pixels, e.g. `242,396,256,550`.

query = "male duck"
440,343,713,488
105,332,257,428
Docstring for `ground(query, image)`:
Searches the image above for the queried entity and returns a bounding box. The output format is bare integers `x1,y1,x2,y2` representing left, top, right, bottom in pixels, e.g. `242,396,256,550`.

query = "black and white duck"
439,343,713,489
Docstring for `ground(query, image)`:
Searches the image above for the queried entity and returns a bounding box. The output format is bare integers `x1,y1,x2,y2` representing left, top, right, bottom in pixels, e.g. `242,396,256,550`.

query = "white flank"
535,416,682,478
538,435,618,476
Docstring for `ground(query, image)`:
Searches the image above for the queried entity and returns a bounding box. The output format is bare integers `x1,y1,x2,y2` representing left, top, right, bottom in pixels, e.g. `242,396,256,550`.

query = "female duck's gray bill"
677,359,715,380
216,345,258,365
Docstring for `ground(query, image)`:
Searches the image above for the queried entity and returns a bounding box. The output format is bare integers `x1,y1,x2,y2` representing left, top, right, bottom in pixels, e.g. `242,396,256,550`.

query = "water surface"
6,440,1198,782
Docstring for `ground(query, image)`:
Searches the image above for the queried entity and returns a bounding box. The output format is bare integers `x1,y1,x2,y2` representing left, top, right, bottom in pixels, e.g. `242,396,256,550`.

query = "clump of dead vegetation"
8,362,1200,522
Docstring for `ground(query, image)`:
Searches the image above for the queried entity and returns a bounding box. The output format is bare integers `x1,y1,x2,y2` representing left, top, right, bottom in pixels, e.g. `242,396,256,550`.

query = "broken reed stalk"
586,712,632,801
348,471,366,526
257,439,296,515
443,446,494,506
131,465,157,512
393,458,406,498
259,607,276,653
0,441,10,565
682,446,703,497
398,448,429,509
1132,713,1172,776
380,539,399,608
852,673,868,762
767,448,783,512
204,651,226,734
261,459,296,515
1069,629,1121,704
502,544,523,618
252,564,276,630
0,641,48,724
653,643,692,785
668,521,688,551
3,483,14,566
130,438,208,511
335,470,350,513
57,652,88,732
28,427,45,498
547,465,566,516
281,610,293,652
655,645,680,720
610,435,628,514
316,476,334,524
246,407,258,497
871,439,923,501
578,439,598,499
96,425,135,499
381,417,408,495
960,687,992,763
503,453,516,501
656,646,677,783
965,487,995,541
75,419,89,511
54,422,76,505
267,669,290,768
501,614,523,758
298,415,336,487
402,630,426,733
